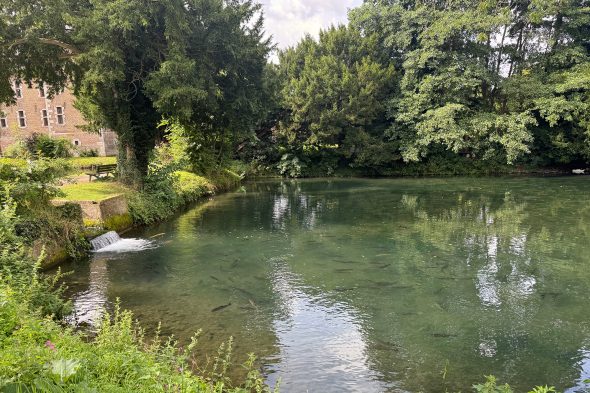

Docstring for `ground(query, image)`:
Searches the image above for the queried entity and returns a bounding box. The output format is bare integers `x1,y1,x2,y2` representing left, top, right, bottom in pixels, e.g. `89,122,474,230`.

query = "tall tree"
0,0,270,184
349,0,590,165
277,25,396,171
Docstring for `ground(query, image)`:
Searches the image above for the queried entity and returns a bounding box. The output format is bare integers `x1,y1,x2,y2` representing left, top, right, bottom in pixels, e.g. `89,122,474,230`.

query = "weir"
90,231,121,251
90,231,156,253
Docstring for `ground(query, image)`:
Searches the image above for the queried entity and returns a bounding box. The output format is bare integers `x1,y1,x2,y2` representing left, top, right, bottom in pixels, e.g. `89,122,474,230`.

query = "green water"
63,178,590,392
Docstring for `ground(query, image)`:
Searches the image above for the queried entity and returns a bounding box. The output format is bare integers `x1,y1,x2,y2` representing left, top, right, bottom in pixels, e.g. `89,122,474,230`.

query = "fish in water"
540,291,562,299
376,263,391,269
210,275,220,282
211,302,232,312
432,333,458,338
150,233,166,238
334,268,354,273
373,338,400,351
334,287,356,292
335,259,358,264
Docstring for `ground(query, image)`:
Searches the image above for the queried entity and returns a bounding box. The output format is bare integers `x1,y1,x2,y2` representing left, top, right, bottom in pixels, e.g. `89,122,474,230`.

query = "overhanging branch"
7,37,81,57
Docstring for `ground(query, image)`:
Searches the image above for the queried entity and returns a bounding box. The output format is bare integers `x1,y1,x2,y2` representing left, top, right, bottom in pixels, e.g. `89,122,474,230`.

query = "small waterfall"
90,231,157,253
90,231,121,251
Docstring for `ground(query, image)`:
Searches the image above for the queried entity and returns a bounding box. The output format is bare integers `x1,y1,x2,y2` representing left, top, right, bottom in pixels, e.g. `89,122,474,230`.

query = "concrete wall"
53,194,128,222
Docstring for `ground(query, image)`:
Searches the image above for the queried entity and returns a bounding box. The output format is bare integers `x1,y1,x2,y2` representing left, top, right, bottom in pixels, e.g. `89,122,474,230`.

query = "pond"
62,178,590,392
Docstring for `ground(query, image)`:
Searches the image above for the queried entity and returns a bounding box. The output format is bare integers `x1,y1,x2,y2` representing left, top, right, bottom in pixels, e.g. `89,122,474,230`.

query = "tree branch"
7,38,81,56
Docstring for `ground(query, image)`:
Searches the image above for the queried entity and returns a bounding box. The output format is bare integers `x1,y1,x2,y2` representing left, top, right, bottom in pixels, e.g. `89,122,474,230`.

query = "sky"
259,0,363,51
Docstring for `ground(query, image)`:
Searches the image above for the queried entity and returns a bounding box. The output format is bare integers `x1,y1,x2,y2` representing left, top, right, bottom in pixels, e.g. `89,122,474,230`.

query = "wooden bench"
86,164,117,181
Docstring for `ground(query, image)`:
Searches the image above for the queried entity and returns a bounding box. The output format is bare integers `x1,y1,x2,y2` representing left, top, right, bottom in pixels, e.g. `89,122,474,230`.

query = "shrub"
24,133,73,158
277,153,306,178
78,148,99,157
176,171,214,203
0,159,88,262
127,163,228,226
2,140,30,159
0,159,72,212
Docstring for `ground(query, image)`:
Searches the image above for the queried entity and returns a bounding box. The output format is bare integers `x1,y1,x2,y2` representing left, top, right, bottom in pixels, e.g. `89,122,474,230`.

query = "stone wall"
53,194,129,223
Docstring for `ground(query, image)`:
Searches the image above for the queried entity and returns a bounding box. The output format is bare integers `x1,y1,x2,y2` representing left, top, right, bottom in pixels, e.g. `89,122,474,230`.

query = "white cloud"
259,0,363,51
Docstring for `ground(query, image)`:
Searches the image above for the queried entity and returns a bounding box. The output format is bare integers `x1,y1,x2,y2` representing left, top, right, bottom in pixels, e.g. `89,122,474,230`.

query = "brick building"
0,81,117,156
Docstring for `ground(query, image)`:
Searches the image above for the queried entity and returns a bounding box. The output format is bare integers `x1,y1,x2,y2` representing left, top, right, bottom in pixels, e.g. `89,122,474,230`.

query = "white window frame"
41,109,49,127
73,139,80,147
17,110,26,128
14,81,22,99
55,106,65,125
0,117,7,128
39,84,45,98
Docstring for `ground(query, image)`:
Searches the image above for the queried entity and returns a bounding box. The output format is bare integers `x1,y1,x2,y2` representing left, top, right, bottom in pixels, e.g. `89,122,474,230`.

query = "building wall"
0,83,117,156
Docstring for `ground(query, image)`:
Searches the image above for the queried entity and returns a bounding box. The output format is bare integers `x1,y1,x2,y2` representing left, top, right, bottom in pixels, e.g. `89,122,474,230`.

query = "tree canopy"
261,0,590,176
0,0,271,183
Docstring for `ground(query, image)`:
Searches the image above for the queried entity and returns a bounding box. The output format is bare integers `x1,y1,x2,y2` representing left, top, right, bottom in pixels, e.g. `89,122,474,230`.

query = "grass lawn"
58,181,128,201
0,156,116,171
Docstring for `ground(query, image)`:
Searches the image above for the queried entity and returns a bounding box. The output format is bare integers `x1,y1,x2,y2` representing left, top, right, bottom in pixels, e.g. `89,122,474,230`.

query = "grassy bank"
0,157,242,267
0,196,275,392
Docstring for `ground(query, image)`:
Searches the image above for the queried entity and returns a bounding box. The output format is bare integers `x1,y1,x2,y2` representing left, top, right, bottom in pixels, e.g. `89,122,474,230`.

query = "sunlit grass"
58,181,128,201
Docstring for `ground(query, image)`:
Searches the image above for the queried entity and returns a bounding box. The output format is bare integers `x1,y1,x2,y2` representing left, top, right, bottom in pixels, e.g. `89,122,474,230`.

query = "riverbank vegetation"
0,196,276,392
1,0,589,390
239,0,590,177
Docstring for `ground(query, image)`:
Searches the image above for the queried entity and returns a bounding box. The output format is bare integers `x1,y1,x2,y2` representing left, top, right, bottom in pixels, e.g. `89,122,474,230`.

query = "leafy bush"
128,167,220,226
473,376,558,393
24,133,73,158
2,141,30,159
127,147,239,226
176,171,215,203
78,148,99,157
277,154,306,178
0,159,72,212
0,159,89,263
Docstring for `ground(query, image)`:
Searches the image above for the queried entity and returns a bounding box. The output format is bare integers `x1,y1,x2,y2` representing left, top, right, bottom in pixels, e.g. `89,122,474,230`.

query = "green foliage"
254,0,590,175
78,148,99,158
0,159,71,212
473,376,557,393
0,159,89,262
0,196,71,319
1,189,274,392
2,141,30,159
277,154,306,178
1,0,272,183
24,134,73,159
473,376,514,393
276,26,396,172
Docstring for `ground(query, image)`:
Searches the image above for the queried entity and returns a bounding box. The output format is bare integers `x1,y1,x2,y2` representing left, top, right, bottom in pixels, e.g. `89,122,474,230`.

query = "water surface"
63,178,590,392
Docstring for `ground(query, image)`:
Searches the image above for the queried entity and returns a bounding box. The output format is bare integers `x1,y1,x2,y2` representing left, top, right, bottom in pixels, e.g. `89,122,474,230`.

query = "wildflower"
45,340,56,351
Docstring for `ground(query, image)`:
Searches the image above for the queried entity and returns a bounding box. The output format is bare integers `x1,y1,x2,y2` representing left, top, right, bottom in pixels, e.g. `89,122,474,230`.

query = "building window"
14,81,22,99
73,139,80,147
0,118,7,128
56,106,65,125
17,110,26,127
39,84,45,98
41,109,49,127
